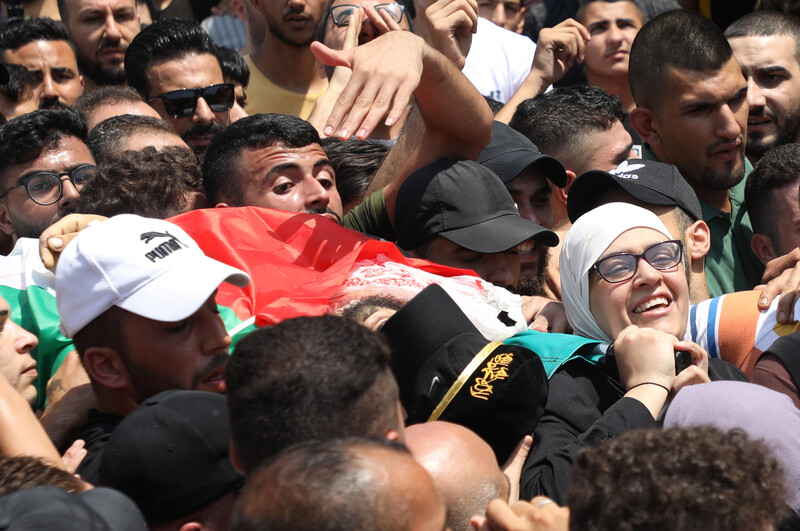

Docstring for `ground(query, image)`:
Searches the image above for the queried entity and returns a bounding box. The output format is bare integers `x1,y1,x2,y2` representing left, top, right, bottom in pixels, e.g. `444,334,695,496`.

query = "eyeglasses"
592,240,683,283
146,83,235,119
328,3,406,26
0,164,95,206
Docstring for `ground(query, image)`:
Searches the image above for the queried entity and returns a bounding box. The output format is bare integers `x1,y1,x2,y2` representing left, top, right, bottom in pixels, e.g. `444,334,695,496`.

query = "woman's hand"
670,340,710,397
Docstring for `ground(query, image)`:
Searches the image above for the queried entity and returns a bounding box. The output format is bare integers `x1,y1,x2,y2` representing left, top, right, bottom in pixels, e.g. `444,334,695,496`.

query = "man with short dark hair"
628,10,763,297
477,0,526,33
725,11,800,163
125,19,233,154
745,144,800,266
215,46,249,122
0,18,83,109
0,109,91,242
72,85,161,130
85,113,187,163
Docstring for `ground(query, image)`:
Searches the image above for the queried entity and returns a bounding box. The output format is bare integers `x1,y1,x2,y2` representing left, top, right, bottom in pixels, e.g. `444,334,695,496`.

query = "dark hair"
125,18,220,97
72,86,147,123
509,85,623,170
0,456,85,496
226,315,399,473
232,438,411,531
0,108,87,181
567,426,787,531
575,0,646,25
629,10,734,109
725,11,800,64
0,62,35,103
215,46,249,88
202,113,321,205
746,143,800,252
321,137,387,209
339,294,405,326
0,17,74,54
75,146,203,218
86,114,175,163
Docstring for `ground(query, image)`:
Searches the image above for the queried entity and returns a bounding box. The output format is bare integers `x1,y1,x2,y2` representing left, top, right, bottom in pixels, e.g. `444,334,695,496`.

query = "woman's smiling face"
589,227,689,340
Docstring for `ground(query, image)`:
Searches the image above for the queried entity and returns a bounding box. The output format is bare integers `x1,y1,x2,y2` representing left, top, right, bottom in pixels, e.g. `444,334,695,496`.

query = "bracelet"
627,381,670,394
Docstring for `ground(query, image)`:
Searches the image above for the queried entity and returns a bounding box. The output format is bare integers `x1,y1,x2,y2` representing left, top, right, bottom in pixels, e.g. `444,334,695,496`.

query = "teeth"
633,297,668,314
518,242,534,254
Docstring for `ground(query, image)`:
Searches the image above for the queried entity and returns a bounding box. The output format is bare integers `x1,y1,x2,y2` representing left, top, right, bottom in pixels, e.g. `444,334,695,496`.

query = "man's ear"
81,347,130,390
629,107,662,147
229,443,245,474
751,233,777,266
687,220,711,260
559,169,577,202
0,202,17,237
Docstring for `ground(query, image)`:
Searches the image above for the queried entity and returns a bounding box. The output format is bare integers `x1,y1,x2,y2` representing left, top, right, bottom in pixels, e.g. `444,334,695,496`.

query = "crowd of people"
0,0,799,528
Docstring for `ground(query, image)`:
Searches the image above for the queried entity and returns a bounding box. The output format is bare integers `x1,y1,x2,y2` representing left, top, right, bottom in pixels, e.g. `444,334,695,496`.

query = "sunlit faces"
231,142,344,221
580,0,643,80
506,166,552,283
589,228,689,340
1,40,83,109
258,0,327,46
61,0,141,86
421,236,521,290
578,119,635,175
323,0,411,50
729,34,800,159
0,296,38,405
649,58,748,191
478,0,525,32
0,136,95,239
145,53,231,153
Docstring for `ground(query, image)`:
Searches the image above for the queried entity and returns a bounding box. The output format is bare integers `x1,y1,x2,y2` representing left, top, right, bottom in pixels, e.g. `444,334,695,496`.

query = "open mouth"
632,296,670,314
198,367,226,392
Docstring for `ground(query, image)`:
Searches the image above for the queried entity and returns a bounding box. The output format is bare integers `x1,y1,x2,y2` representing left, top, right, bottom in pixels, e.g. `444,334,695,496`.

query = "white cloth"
560,202,673,343
462,18,536,104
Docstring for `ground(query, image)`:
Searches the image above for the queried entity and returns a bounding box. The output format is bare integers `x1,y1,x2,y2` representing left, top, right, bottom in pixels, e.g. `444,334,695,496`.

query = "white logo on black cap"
609,161,645,180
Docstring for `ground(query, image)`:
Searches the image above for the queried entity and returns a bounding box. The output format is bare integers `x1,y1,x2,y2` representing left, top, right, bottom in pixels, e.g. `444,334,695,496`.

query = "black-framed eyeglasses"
146,83,235,119
328,3,405,26
592,240,683,283
0,164,95,206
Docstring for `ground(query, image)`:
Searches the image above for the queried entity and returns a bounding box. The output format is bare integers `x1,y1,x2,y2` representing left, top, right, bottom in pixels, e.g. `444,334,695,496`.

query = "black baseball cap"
99,390,244,525
477,121,567,187
567,159,703,223
394,159,559,253
381,284,548,463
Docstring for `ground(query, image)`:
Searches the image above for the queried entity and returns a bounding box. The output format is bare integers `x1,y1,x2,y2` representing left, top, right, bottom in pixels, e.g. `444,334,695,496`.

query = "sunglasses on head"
147,83,235,119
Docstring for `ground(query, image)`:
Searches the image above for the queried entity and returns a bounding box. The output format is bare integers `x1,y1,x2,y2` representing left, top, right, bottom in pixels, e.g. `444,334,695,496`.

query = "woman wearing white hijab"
521,203,746,503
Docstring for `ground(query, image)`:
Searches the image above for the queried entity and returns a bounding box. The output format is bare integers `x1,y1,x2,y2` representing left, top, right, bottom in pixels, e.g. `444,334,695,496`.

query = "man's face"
1,40,83,109
62,0,141,86
421,236,521,291
146,53,231,153
230,82,249,122
0,136,94,239
257,0,326,46
580,0,643,80
577,119,635,175
323,0,410,51
729,35,800,159
231,142,344,221
118,294,232,400
0,296,39,405
650,58,748,192
770,180,800,257
478,0,525,32
505,165,552,283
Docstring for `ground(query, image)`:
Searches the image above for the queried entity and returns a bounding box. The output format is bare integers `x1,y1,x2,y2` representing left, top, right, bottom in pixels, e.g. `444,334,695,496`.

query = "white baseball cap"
55,214,250,338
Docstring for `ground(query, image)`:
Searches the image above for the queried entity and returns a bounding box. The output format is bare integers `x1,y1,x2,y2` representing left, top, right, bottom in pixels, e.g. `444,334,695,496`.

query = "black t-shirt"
75,410,123,484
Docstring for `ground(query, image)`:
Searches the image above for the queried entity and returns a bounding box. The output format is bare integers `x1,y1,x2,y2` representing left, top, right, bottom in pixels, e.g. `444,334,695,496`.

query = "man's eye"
273,182,293,194
318,178,334,189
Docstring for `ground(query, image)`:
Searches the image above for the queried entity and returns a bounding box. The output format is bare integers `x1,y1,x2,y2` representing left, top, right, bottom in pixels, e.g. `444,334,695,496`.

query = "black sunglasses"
147,83,235,119
0,164,95,206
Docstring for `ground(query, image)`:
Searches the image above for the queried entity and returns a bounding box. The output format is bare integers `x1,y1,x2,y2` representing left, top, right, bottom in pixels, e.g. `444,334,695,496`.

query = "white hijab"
560,202,674,343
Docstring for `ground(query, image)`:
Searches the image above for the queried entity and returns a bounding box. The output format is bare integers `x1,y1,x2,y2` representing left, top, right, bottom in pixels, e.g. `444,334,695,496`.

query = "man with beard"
58,0,141,91
125,19,233,155
0,108,92,245
243,0,327,117
0,18,83,110
56,214,249,483
628,10,763,297
725,11,800,164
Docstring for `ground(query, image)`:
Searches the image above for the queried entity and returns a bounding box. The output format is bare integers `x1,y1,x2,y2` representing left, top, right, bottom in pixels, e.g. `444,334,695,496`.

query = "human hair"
320,137,387,209
0,108,87,181
509,86,623,171
202,113,322,205
226,315,399,473
125,19,220,97
232,438,411,531
0,456,85,496
0,17,75,54
575,0,645,25
339,294,406,326
215,46,249,88
725,11,800,64
746,143,800,251
72,86,147,122
567,426,787,531
75,146,203,218
71,306,127,366
85,114,176,163
629,10,734,110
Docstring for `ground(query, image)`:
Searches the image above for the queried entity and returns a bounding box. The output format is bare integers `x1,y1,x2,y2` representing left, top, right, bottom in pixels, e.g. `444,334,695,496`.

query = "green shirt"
342,189,395,241
642,146,764,296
